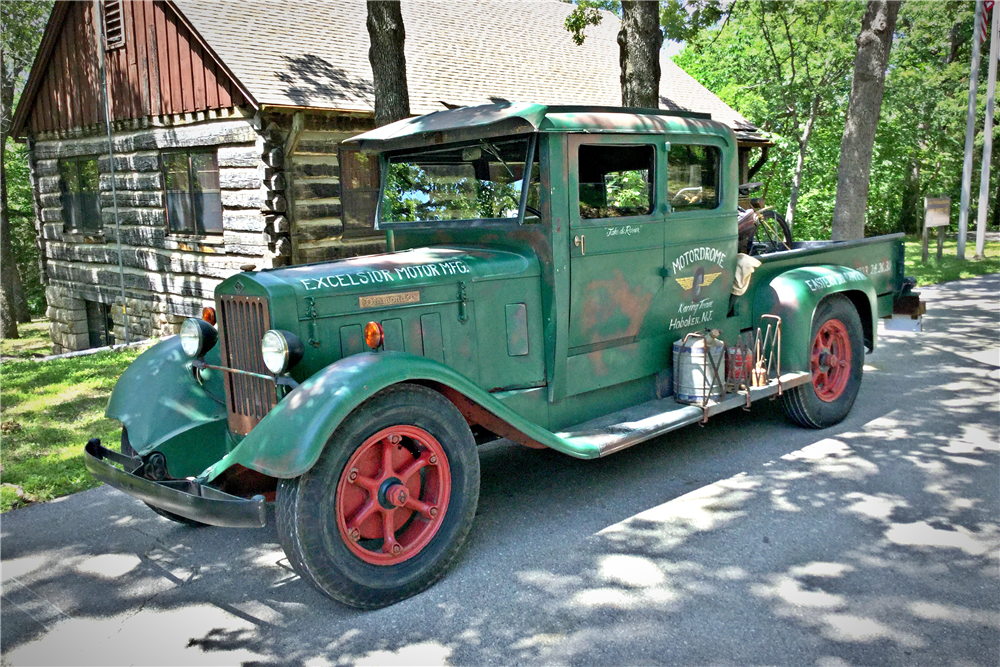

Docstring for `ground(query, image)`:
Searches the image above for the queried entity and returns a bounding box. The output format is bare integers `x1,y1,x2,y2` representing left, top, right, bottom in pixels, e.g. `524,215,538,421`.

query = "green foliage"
5,140,45,314
563,0,618,46
677,1,996,241
0,336,141,512
563,0,723,45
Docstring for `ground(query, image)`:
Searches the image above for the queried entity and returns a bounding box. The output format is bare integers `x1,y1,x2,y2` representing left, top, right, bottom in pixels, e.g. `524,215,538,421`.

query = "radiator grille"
217,294,277,435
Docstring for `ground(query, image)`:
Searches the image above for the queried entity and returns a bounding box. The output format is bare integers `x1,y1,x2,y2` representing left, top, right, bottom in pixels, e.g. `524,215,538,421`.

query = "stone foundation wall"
110,296,186,343
45,285,90,354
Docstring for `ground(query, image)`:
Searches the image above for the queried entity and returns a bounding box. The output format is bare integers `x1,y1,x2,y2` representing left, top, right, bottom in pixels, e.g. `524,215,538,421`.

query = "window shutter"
103,0,126,50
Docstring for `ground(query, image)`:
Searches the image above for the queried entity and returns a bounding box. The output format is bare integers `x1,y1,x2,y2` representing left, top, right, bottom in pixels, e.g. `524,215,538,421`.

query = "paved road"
3,275,998,666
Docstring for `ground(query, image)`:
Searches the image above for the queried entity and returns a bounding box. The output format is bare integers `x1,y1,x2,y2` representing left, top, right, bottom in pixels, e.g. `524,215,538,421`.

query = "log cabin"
11,0,770,352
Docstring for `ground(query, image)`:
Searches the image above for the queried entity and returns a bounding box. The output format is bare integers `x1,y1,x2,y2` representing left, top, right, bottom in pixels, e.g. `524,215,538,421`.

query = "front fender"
106,336,230,477
201,351,603,482
753,265,877,372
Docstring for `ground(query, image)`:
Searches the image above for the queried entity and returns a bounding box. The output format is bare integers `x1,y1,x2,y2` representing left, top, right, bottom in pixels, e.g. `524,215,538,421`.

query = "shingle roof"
173,0,759,134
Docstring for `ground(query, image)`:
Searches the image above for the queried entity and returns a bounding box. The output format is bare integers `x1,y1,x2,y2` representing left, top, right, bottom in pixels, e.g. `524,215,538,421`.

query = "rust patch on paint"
580,269,653,342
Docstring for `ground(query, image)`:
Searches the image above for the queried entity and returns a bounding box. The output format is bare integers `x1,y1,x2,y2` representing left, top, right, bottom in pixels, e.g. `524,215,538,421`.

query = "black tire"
120,428,206,527
780,295,864,428
276,383,480,609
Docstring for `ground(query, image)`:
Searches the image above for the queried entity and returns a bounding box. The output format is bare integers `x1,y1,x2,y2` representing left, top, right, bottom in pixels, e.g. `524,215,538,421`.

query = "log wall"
280,114,385,264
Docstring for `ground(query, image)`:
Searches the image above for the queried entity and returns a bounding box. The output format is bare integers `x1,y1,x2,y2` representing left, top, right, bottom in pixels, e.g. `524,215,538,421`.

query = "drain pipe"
93,0,130,344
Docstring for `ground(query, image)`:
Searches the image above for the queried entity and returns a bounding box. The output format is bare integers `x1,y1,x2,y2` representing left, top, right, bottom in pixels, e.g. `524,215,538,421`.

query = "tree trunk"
618,0,663,108
366,1,410,127
785,93,821,231
831,0,901,240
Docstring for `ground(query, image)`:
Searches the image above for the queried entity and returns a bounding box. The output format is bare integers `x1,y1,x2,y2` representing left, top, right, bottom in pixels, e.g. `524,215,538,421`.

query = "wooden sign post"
923,197,951,263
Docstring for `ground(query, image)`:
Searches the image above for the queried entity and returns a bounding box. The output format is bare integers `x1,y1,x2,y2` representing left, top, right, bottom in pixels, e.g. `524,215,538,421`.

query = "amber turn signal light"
202,306,216,325
364,321,384,350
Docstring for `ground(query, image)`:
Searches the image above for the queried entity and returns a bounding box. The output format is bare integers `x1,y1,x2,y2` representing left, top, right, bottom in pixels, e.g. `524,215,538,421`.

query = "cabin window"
340,148,381,238
578,144,654,219
59,157,102,232
162,150,223,235
668,145,721,211
102,0,126,50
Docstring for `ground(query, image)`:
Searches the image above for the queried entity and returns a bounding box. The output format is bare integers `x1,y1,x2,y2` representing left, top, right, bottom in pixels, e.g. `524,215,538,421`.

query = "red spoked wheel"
810,319,852,402
336,426,451,565
275,384,480,609
780,295,864,429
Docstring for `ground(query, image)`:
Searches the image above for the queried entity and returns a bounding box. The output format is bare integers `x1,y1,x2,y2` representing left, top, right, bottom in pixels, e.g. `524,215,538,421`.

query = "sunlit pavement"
2,275,997,667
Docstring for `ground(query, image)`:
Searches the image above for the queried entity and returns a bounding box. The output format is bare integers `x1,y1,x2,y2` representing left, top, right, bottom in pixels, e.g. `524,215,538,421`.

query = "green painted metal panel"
505,303,529,356
381,318,404,351
420,313,444,362
340,324,363,357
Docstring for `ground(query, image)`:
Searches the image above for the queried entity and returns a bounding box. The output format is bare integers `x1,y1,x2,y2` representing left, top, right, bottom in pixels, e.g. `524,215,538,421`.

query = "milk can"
673,335,726,403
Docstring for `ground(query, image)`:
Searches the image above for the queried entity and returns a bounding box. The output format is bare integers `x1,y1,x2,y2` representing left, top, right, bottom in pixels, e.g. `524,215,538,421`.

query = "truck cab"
86,103,918,609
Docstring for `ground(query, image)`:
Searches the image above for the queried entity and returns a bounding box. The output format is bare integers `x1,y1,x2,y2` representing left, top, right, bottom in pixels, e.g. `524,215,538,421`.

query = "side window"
340,148,381,238
163,150,222,235
59,157,102,232
668,145,721,211
578,144,654,219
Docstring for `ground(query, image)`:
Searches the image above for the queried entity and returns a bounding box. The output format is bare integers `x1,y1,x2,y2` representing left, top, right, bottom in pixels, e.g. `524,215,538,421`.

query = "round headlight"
261,330,304,375
180,318,218,358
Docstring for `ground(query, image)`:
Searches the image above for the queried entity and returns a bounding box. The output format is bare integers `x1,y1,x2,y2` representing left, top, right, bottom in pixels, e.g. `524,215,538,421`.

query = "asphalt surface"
2,274,998,667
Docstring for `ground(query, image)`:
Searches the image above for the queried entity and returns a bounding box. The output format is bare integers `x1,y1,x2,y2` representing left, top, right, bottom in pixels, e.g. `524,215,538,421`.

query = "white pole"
976,5,1000,259
959,2,983,260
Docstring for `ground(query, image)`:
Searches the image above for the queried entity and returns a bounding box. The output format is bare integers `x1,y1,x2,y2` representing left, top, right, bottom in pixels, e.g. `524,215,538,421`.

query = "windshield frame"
374,133,538,229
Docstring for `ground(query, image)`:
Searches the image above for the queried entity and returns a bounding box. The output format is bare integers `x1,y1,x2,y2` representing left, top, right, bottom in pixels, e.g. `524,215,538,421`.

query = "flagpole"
976,3,1000,259
959,2,984,260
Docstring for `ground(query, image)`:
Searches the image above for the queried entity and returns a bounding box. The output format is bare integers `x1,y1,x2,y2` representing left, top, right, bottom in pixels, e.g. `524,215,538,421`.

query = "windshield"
380,138,539,224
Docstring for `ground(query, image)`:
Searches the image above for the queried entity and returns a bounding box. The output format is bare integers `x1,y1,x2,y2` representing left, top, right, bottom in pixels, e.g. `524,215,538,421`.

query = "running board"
557,372,812,457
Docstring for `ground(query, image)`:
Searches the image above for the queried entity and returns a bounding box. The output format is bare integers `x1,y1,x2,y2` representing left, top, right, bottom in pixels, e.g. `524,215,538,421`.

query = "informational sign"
923,197,951,262
924,197,951,228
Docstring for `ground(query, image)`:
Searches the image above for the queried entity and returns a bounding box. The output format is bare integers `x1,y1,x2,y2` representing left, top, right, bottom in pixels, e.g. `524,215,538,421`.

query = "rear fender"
200,352,602,482
752,265,877,372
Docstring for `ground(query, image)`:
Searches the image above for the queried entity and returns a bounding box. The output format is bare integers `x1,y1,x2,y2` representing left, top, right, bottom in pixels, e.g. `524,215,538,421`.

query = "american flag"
983,1,995,44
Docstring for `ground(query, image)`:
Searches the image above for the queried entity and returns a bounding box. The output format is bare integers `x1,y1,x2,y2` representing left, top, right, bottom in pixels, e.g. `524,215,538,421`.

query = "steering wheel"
524,205,542,218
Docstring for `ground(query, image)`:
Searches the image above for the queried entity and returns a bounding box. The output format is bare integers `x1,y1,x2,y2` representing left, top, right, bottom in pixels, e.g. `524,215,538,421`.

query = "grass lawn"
903,236,1000,286
0,319,54,359
0,345,142,512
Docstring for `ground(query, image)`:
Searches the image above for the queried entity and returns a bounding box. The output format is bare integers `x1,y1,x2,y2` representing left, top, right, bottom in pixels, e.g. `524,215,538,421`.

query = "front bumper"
84,439,267,528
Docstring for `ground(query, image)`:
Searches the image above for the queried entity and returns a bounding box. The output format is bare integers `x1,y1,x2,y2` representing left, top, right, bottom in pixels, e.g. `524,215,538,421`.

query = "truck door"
565,135,669,394
663,142,737,334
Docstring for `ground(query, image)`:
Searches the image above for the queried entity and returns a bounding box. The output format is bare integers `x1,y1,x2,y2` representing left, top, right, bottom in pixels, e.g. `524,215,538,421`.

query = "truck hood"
217,246,540,305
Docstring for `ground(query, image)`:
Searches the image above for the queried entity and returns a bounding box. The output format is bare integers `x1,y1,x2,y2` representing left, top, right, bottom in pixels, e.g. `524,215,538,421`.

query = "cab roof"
343,102,734,154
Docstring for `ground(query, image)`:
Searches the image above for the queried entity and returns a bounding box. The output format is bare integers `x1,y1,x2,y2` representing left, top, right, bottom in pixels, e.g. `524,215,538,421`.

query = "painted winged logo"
674,272,721,291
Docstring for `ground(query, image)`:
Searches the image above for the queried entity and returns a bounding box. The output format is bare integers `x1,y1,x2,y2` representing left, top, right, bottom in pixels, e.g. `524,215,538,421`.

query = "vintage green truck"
85,103,922,609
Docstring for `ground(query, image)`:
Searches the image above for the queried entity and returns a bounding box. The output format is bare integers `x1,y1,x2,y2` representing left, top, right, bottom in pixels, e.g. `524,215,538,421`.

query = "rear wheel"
780,295,864,428
120,428,205,526
276,384,479,609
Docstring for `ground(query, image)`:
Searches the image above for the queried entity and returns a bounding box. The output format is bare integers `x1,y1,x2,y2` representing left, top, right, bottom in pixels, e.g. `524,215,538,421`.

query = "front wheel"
276,384,480,609
780,295,864,428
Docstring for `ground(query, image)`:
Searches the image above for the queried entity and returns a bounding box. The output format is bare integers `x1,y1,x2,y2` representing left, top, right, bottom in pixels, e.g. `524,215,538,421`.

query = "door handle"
574,234,586,256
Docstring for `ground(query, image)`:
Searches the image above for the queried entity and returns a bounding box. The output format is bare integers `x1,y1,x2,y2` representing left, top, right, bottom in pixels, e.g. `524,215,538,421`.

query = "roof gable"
12,0,253,137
